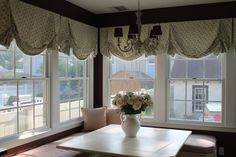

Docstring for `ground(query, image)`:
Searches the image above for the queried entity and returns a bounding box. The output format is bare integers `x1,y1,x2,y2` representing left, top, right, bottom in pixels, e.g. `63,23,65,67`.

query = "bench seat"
177,134,216,157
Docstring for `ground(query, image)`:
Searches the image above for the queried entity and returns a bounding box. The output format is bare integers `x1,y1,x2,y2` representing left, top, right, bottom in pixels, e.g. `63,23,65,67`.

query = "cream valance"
100,19,235,60
0,0,13,47
0,0,97,59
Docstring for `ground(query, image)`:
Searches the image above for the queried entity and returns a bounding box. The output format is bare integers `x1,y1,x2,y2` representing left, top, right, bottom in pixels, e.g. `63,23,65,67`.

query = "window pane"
19,106,33,132
15,52,30,78
34,80,47,104
71,100,80,119
35,104,47,128
205,59,221,79
0,50,14,78
170,60,186,78
68,57,77,77
32,55,44,77
186,101,203,121
110,80,135,95
18,81,33,107
0,109,17,138
111,56,155,79
187,60,203,78
70,80,79,99
79,80,84,98
59,57,67,77
205,101,222,123
205,81,222,102
186,80,204,101
0,81,17,109
60,102,70,122
77,61,84,77
169,80,186,100
60,80,70,101
169,100,185,120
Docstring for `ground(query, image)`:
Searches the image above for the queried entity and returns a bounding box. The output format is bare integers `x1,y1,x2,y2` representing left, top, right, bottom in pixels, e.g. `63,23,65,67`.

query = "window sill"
141,119,236,133
0,120,83,149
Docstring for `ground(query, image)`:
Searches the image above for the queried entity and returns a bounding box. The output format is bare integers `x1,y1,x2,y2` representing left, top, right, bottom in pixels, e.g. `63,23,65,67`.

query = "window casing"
58,53,88,123
168,54,223,124
0,42,48,139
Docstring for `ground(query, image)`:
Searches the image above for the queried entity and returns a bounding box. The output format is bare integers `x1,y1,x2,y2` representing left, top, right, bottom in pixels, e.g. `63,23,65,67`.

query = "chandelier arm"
143,38,159,52
117,39,133,52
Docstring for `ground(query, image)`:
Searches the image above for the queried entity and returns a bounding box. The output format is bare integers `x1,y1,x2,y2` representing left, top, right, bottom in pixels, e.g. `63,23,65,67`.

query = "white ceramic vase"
120,113,141,137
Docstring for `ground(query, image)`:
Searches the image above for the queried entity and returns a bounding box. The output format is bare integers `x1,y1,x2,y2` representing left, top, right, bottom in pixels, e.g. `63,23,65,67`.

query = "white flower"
113,92,153,114
132,97,143,110
116,97,125,107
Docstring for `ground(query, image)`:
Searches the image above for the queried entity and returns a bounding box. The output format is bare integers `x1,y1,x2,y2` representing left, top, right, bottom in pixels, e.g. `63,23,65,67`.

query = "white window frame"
167,54,224,126
103,55,158,121
0,43,49,139
103,53,236,132
58,53,90,123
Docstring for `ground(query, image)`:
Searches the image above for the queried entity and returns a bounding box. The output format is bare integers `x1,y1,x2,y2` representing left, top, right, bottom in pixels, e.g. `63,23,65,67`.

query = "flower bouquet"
112,92,153,114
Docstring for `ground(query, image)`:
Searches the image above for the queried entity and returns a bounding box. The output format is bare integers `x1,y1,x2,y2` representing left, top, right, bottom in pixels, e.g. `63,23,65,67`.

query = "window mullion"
33,80,35,130
16,80,19,134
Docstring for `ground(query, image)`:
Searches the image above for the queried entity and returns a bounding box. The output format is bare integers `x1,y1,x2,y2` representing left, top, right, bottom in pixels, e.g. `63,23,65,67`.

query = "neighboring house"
111,70,153,95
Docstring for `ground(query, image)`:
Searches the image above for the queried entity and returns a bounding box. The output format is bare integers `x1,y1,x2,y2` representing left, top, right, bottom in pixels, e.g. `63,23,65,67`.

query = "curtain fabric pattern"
0,0,13,47
10,0,57,55
100,19,234,60
0,0,97,59
69,19,97,60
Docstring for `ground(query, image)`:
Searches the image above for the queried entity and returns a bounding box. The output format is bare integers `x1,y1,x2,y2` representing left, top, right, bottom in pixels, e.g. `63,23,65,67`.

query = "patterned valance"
0,0,13,47
100,19,235,60
0,0,97,59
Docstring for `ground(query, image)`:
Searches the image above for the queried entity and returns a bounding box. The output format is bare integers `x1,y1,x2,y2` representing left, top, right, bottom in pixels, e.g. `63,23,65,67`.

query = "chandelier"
114,0,162,53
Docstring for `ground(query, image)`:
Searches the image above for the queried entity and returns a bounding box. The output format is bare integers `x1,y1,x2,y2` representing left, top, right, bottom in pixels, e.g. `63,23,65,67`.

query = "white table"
57,125,191,157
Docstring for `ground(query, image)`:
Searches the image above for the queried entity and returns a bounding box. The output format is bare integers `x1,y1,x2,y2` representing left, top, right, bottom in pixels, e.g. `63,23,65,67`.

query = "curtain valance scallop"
100,19,235,60
0,0,97,60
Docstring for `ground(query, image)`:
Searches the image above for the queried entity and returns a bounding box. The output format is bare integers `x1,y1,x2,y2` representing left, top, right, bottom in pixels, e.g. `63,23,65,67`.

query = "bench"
177,134,216,157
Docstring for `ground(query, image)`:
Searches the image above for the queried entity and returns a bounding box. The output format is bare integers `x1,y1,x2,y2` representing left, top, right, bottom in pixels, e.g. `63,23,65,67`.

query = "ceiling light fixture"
114,0,162,53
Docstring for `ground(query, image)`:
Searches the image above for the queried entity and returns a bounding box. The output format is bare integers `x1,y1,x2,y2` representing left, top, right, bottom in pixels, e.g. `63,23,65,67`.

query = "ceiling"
66,0,235,14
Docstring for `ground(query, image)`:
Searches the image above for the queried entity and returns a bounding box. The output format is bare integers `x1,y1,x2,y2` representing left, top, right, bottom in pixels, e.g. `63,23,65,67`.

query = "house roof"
111,70,153,95
170,59,222,79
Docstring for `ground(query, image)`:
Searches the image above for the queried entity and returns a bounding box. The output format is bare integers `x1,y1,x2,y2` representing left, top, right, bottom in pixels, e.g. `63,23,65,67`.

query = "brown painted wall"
20,0,97,26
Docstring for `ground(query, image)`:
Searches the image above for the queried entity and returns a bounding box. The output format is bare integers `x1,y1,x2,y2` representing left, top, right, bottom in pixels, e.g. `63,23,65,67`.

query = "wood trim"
93,28,103,108
20,0,97,27
98,1,236,27
20,1,236,28
5,125,83,157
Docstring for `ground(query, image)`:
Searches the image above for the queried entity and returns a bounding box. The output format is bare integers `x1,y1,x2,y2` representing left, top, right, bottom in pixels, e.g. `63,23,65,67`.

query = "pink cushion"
106,108,121,124
81,107,107,131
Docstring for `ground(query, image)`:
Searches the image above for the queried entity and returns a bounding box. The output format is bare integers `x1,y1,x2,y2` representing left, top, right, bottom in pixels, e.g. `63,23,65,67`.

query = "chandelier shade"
153,25,162,35
128,24,139,35
114,27,123,37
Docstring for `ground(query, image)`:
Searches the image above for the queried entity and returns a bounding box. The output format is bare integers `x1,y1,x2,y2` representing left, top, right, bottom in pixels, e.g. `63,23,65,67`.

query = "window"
168,54,223,123
59,53,88,122
0,42,48,138
109,55,156,117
